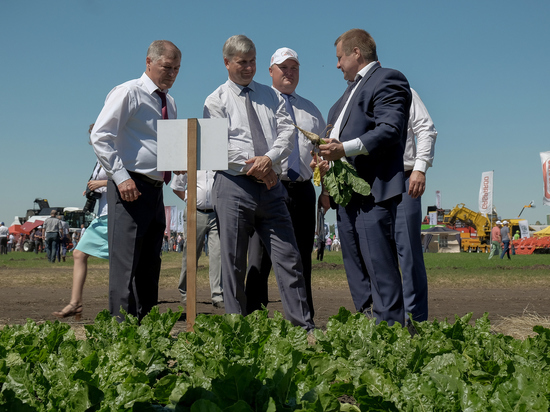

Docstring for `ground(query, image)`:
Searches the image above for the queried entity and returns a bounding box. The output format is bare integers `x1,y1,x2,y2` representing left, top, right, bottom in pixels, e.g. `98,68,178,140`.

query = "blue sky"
2,1,549,228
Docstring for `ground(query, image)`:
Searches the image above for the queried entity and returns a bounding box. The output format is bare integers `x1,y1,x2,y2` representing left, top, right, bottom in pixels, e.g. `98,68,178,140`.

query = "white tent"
421,226,461,253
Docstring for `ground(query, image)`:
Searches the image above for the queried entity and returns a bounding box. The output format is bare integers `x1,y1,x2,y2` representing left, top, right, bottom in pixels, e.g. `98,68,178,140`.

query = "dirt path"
1,284,548,333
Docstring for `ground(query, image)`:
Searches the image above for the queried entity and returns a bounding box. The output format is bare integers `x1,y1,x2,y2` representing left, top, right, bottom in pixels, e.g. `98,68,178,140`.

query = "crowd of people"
4,29,440,332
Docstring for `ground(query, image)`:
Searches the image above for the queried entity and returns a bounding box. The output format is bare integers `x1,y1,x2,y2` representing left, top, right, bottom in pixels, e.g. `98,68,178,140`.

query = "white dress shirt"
91,72,177,186
0,226,8,238
404,88,437,173
329,61,378,156
90,162,109,217
203,79,294,176
275,88,326,181
170,171,216,210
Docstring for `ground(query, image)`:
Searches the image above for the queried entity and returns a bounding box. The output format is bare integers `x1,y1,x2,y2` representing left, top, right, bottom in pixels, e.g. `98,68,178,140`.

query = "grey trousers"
213,172,314,331
179,208,223,303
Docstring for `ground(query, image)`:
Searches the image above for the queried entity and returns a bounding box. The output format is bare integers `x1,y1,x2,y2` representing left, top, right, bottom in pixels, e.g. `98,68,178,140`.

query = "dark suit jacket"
328,62,411,203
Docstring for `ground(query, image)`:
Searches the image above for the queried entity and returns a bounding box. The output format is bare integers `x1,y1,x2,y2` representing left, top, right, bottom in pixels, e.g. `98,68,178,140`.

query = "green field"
1,250,549,290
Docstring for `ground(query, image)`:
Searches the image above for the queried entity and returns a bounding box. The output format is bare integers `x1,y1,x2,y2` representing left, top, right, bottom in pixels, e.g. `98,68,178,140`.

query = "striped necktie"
242,87,269,156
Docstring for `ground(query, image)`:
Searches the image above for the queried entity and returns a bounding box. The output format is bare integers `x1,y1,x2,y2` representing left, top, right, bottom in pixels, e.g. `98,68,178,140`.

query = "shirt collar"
356,61,378,81
141,72,169,95
271,86,297,100
228,78,257,95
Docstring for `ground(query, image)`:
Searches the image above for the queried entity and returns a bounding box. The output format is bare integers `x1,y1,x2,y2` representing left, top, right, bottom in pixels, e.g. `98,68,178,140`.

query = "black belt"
245,174,282,185
128,171,164,187
197,208,214,213
281,179,312,190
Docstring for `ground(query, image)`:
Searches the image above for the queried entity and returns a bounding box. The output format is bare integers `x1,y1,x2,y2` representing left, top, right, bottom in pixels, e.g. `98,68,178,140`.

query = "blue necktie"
242,87,269,156
282,94,300,181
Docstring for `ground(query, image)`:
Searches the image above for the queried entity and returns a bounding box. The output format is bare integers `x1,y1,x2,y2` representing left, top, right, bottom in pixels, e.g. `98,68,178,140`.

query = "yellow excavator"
443,203,523,252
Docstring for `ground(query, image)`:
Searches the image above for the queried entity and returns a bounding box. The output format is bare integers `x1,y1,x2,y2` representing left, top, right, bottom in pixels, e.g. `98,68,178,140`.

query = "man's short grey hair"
147,40,181,62
223,35,256,60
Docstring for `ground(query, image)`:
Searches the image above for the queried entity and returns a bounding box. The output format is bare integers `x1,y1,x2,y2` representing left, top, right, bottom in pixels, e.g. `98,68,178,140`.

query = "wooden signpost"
157,118,228,331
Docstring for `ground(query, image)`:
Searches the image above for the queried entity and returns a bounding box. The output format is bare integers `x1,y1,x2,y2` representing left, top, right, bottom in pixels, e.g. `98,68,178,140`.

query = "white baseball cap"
503,220,509,225
270,47,299,67
496,220,502,225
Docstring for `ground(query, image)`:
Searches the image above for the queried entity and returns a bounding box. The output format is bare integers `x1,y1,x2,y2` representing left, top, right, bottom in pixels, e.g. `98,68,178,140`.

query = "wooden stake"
186,118,198,332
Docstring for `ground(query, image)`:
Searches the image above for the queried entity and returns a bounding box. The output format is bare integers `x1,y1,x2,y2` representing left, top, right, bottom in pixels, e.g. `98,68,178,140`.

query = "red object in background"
8,224,21,234
19,220,44,234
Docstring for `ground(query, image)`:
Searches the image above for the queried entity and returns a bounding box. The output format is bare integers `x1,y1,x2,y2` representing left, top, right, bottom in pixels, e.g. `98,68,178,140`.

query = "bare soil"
1,270,549,334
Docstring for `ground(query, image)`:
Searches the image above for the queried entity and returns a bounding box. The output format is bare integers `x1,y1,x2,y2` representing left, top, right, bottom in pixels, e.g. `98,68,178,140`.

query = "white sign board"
518,219,530,238
157,119,229,171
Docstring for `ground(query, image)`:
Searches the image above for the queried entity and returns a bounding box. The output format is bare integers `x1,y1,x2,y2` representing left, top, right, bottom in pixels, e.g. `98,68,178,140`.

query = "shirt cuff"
112,169,131,186
343,138,369,157
413,159,430,174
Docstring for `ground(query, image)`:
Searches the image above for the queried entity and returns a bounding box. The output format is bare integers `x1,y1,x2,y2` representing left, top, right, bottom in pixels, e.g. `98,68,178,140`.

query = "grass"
1,250,550,289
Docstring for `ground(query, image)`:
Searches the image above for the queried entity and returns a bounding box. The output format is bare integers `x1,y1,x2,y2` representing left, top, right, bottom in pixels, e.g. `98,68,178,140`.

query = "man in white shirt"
245,47,326,320
90,40,181,321
171,171,223,308
395,88,437,324
204,35,314,331
0,222,8,255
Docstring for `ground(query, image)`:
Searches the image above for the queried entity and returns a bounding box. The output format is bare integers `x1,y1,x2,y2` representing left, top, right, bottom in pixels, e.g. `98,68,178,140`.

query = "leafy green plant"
1,308,550,411
294,124,370,206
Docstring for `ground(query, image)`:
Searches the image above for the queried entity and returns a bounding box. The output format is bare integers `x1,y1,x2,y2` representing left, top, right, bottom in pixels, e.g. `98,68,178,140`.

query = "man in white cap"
245,47,326,320
488,220,503,259
500,220,511,260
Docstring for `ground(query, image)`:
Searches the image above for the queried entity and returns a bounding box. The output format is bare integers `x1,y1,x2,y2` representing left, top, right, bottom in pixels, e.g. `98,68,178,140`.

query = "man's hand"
310,153,330,177
261,169,279,190
118,179,142,202
318,138,345,162
408,171,426,199
318,192,331,212
246,155,273,181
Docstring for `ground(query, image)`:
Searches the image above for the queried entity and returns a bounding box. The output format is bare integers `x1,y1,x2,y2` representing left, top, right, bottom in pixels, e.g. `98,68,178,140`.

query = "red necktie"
156,90,171,184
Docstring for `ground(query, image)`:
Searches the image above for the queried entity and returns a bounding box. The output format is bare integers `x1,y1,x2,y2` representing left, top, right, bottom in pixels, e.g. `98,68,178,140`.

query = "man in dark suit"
318,29,411,326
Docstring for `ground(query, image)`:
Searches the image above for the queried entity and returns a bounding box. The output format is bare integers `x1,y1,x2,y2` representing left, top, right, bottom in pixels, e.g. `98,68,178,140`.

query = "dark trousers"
395,176,428,322
45,233,60,262
107,178,165,321
338,194,404,326
316,241,325,261
245,180,316,318
500,240,511,259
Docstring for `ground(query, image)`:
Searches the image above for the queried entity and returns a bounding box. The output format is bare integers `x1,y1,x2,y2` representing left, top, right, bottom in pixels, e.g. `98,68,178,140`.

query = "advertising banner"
164,206,171,236
519,219,530,238
170,206,178,232
177,210,184,234
540,152,550,206
478,171,493,216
